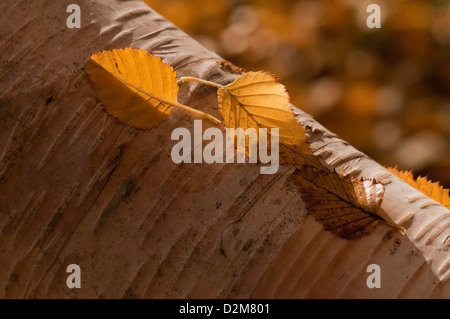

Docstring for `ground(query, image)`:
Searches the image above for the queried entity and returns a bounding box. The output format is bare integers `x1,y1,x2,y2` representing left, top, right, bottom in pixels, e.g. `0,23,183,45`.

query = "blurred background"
144,0,450,188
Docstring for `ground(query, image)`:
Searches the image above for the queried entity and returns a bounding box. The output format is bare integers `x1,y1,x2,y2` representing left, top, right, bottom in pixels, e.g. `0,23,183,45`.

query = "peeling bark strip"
0,0,449,298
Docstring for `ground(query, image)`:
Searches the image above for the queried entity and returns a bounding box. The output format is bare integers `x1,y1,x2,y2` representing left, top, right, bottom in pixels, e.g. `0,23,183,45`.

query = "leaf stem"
383,219,406,235
176,103,221,125
180,76,224,89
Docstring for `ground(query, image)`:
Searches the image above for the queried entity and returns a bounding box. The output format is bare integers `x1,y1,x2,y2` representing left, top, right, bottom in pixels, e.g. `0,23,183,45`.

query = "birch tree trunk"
0,0,449,298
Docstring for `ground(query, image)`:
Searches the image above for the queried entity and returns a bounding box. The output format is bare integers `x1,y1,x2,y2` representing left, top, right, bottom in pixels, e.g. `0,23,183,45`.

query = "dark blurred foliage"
145,0,450,187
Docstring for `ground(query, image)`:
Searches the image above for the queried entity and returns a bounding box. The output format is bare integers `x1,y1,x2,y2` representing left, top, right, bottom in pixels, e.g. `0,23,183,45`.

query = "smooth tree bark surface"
0,0,449,298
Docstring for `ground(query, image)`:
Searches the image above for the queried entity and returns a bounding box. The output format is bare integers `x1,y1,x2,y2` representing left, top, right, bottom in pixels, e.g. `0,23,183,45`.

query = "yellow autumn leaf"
388,167,450,209
84,48,220,129
292,166,404,239
216,71,313,165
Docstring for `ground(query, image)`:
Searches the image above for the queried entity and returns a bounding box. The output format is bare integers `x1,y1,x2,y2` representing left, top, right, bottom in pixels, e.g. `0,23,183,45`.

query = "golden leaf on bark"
215,71,316,166
388,167,450,209
84,48,220,129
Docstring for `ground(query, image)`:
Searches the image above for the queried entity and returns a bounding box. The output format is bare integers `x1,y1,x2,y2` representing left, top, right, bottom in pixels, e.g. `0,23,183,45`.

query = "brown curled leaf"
292,166,404,239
